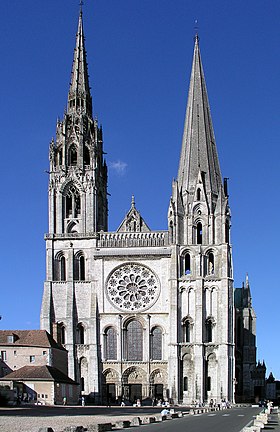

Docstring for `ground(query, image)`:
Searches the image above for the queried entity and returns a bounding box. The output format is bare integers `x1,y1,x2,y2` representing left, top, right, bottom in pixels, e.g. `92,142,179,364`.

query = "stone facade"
40,12,235,404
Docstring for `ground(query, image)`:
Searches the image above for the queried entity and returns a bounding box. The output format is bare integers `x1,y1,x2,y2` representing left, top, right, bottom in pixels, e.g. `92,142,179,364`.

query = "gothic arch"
123,318,144,361
103,368,120,383
181,249,192,276
68,144,78,165
150,326,163,360
54,252,66,281
76,322,86,344
122,366,146,384
149,368,167,384
79,356,88,392
57,321,66,345
74,251,86,280
103,326,117,360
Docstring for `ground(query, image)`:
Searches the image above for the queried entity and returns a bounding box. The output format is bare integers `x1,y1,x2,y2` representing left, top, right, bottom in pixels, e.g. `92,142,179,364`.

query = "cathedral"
40,9,236,405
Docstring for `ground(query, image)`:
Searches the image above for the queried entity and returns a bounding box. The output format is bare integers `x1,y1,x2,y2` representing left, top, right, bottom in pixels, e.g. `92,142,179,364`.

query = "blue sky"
0,0,279,379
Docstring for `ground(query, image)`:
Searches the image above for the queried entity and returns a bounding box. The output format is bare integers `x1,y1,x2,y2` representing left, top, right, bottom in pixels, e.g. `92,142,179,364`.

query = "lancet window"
74,253,85,280
77,323,85,344
150,327,162,360
104,327,117,360
64,185,80,219
124,320,143,361
54,254,66,281
69,145,77,165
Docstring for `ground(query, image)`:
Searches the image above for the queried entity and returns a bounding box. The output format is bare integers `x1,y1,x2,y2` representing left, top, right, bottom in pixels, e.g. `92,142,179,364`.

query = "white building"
41,10,235,405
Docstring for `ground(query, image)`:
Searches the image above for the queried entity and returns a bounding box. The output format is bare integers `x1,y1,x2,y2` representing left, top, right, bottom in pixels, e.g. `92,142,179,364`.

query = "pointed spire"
177,36,222,199
67,9,92,115
131,195,135,208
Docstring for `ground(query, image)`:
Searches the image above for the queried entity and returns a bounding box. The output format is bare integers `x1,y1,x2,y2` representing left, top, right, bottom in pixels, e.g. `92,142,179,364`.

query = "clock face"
106,263,160,312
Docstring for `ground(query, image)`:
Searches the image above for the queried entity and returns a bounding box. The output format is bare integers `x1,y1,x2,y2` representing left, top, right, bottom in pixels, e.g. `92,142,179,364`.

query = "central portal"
129,384,142,403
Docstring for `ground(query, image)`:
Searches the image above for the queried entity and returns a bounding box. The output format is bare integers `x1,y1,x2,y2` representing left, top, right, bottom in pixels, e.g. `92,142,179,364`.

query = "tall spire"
177,36,222,198
67,9,92,115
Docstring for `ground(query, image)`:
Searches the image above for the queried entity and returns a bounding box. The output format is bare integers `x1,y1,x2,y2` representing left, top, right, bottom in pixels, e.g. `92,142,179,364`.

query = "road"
0,404,262,432
128,406,262,432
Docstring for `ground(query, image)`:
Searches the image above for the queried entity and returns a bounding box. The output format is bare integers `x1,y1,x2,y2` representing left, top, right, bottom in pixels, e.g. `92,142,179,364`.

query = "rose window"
106,263,160,312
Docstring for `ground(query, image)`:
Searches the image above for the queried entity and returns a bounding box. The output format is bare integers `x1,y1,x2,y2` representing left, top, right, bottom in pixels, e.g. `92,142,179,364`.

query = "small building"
0,330,68,377
0,365,79,405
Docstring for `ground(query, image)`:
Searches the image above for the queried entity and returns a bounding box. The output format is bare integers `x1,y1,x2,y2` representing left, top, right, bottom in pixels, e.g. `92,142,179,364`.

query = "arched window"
69,145,77,165
74,254,85,281
54,254,66,281
151,327,162,360
58,149,62,165
225,219,230,243
205,318,213,343
182,318,192,343
84,146,90,165
183,376,188,391
208,253,214,275
80,377,85,392
64,185,80,219
77,323,85,344
125,320,143,361
197,222,202,244
169,221,174,243
104,327,117,360
197,188,201,201
57,323,66,345
185,253,191,275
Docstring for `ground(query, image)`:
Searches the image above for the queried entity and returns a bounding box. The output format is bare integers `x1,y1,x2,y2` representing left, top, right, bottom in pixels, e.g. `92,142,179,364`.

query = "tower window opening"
57,323,66,345
183,376,188,391
185,253,191,275
84,146,90,165
205,319,213,343
77,323,85,344
74,254,85,281
225,219,230,243
183,320,191,343
65,186,80,219
60,256,66,281
197,188,201,201
208,253,214,275
69,146,77,165
58,149,62,165
197,222,202,244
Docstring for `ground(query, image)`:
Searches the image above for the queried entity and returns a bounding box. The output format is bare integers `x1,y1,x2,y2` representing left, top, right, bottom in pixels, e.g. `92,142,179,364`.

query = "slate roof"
0,330,66,351
1,365,78,384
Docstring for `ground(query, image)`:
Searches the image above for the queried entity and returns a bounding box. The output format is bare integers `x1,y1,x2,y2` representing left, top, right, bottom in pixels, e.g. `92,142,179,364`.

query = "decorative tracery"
106,263,160,312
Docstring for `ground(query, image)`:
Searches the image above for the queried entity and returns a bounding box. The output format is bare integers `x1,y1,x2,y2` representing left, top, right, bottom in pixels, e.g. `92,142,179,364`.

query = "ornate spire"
177,36,222,199
67,9,92,115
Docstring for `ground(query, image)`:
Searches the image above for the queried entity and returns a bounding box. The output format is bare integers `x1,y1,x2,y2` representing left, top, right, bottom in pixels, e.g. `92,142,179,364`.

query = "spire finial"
194,19,199,42
131,195,135,208
79,0,84,14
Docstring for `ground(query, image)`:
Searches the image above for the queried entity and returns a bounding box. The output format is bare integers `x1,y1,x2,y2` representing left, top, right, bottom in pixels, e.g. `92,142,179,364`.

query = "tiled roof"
1,365,78,384
0,330,66,351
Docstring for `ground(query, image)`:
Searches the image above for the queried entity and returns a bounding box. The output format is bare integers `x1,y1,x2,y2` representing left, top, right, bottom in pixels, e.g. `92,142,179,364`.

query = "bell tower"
48,10,107,235
168,35,235,404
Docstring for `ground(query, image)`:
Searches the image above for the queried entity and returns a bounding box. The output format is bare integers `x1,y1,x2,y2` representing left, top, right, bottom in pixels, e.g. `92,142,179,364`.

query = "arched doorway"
103,368,119,405
149,369,167,403
122,366,147,404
